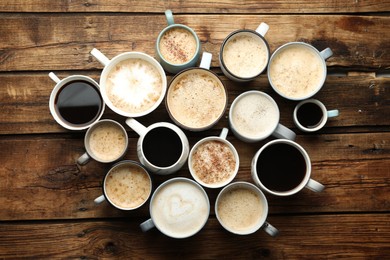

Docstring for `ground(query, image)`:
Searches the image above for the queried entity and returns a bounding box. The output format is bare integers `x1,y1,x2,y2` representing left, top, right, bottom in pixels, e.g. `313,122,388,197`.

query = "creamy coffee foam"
167,70,226,129
223,33,268,78
269,45,324,99
231,93,279,139
105,164,151,209
151,180,209,238
106,58,163,114
159,27,197,64
218,187,263,232
88,122,126,161
191,140,236,185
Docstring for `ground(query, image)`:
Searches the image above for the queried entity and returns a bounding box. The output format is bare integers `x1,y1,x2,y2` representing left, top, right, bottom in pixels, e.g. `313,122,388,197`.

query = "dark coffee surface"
297,102,323,128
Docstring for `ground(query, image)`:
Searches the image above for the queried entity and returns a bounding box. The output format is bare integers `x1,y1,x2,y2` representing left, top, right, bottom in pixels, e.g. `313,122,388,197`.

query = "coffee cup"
189,128,239,188
90,48,167,118
77,119,128,165
125,118,189,175
293,99,339,132
219,22,270,82
140,177,210,239
156,10,201,74
251,139,325,196
267,42,333,100
48,72,105,130
94,160,152,210
215,181,278,236
166,52,228,131
229,90,296,142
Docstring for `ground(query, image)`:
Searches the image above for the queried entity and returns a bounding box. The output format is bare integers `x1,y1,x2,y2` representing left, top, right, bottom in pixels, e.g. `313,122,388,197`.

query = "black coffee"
297,102,323,128
256,143,306,192
55,80,103,127
142,127,182,167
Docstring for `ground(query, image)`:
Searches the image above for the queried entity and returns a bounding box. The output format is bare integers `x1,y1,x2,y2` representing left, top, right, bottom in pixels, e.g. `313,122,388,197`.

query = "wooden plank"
0,14,389,71
0,215,389,259
0,0,389,13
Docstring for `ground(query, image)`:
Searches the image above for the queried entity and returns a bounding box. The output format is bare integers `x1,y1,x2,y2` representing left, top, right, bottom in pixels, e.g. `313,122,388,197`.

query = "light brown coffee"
159,27,197,64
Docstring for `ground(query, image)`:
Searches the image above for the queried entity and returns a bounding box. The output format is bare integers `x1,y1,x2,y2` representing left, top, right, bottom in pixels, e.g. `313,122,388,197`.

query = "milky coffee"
159,27,197,65
269,44,324,99
222,32,268,78
151,180,209,238
105,164,151,209
105,58,163,114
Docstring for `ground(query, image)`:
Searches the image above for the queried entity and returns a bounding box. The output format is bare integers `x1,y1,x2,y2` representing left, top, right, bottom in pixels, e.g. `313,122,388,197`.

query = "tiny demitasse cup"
219,22,270,82
293,99,339,132
94,160,152,211
77,119,128,165
125,118,189,175
156,9,201,74
90,48,167,118
215,181,278,236
140,177,210,239
48,72,105,130
229,90,296,142
251,139,325,196
267,42,333,101
189,128,239,188
166,52,228,131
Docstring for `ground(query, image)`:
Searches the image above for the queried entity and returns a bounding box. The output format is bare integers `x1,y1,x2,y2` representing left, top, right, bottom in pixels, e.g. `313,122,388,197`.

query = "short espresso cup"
294,99,339,132
77,119,128,165
48,72,105,130
94,160,152,210
268,42,333,100
229,90,296,142
251,139,325,196
215,181,278,236
166,52,228,131
219,22,270,82
156,9,201,74
140,177,210,239
90,48,167,118
125,118,189,175
189,128,239,188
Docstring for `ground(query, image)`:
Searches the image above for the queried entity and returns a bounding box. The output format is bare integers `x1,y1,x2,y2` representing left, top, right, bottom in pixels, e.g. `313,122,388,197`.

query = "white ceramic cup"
251,139,325,196
188,128,239,188
125,118,189,175
215,181,278,236
293,99,339,132
229,90,296,142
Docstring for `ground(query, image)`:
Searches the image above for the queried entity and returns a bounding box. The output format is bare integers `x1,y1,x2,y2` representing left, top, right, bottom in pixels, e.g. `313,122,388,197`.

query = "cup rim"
293,99,328,132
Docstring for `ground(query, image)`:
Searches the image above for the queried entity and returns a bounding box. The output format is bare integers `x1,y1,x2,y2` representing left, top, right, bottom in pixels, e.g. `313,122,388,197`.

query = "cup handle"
263,221,279,237
140,218,156,232
91,48,110,66
255,22,269,37
272,123,296,141
165,9,175,25
77,152,91,165
219,127,229,139
320,47,333,60
125,118,147,136
94,195,106,204
48,72,61,84
306,178,325,192
327,109,339,118
199,52,212,70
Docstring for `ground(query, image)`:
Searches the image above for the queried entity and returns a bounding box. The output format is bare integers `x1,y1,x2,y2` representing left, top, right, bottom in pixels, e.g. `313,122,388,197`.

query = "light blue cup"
156,10,201,74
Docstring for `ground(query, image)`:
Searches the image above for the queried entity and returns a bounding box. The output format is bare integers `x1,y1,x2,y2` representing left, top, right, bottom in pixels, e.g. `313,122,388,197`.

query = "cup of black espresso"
48,72,104,130
251,139,324,196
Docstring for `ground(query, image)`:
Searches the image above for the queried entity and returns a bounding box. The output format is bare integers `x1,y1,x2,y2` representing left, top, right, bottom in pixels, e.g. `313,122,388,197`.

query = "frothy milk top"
159,28,197,64
105,59,162,114
151,180,209,238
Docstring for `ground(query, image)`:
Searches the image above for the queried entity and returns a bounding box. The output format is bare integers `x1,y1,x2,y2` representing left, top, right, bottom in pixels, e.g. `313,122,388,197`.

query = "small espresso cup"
293,99,339,132
94,160,152,210
90,48,167,118
166,52,228,131
251,139,325,196
77,119,128,165
268,42,333,100
219,22,270,82
125,118,189,175
156,9,201,74
140,177,210,239
215,181,278,236
48,72,105,130
189,128,239,188
229,90,296,142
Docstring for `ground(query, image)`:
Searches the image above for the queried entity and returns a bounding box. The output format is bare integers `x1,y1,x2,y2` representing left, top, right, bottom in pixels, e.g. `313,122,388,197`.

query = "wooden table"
1,1,389,259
